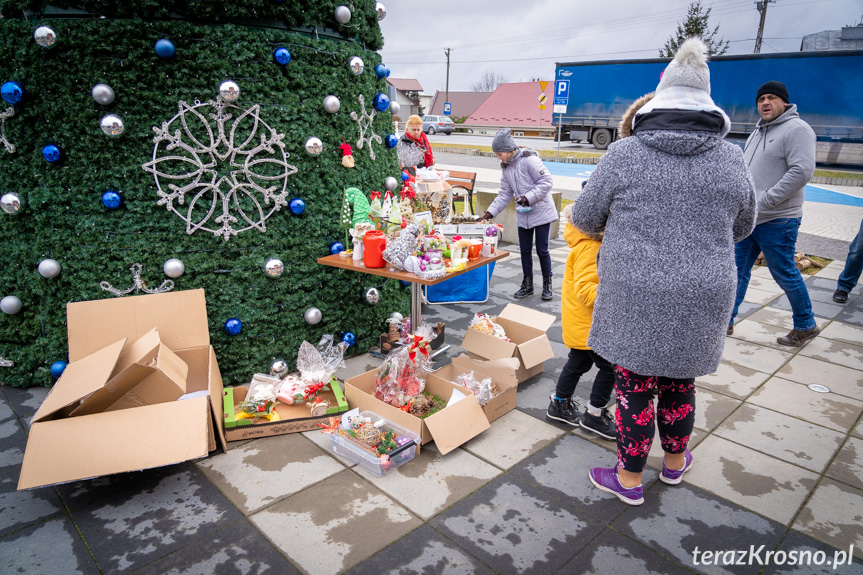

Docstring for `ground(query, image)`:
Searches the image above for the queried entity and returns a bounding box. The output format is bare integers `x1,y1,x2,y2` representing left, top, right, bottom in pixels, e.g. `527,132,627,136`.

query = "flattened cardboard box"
19,289,227,490
344,369,489,455
461,303,556,382
428,354,519,424
222,378,350,442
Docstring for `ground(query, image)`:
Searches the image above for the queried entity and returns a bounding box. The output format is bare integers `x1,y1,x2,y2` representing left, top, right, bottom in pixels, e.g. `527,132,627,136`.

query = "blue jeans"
517,223,552,277
838,218,863,293
731,218,815,331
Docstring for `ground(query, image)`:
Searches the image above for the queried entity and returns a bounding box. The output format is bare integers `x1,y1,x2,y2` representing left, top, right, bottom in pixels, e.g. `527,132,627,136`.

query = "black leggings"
614,366,696,474
517,223,552,277
555,349,615,409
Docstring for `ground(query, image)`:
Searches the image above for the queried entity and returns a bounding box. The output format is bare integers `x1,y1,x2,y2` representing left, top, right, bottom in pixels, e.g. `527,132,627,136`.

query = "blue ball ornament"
330,241,345,255
50,360,68,378
154,38,176,59
401,172,409,181
342,332,356,347
399,280,411,288
224,318,243,335
1,81,25,105
372,93,390,112
289,198,305,215
102,190,122,210
374,64,389,79
385,134,398,148
42,144,62,163
273,47,291,65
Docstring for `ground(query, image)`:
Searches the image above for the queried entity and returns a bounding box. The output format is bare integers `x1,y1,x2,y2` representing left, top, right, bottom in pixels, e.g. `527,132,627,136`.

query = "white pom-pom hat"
657,37,711,95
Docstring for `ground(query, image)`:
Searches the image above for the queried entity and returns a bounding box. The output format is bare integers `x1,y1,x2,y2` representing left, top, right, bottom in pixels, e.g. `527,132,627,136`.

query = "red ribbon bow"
369,190,381,201
400,185,416,201
408,334,430,362
384,190,394,200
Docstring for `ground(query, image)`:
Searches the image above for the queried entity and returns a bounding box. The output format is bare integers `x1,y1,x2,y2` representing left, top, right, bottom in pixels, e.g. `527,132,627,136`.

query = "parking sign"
443,102,452,115
553,80,569,114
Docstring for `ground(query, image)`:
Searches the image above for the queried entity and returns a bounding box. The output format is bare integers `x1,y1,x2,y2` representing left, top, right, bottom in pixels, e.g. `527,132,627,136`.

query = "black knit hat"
756,81,789,103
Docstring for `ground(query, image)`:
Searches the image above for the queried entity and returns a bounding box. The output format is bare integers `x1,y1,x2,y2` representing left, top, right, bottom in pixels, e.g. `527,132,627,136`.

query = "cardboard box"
428,355,519,424
461,304,556,382
222,378,349,442
344,368,490,455
18,289,226,490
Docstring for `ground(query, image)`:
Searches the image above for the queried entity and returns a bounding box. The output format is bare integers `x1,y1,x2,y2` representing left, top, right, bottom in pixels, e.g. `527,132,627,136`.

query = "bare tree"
470,69,508,92
660,0,730,57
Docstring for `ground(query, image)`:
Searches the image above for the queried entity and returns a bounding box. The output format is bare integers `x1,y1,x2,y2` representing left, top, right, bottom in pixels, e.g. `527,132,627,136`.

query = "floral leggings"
614,366,696,474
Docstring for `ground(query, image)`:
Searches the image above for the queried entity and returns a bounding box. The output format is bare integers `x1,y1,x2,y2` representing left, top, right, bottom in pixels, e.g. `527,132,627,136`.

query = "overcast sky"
378,0,863,94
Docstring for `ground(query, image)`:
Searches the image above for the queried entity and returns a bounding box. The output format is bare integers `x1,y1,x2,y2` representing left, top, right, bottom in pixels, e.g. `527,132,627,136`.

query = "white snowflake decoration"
0,107,16,153
100,263,175,297
142,93,298,241
349,94,382,160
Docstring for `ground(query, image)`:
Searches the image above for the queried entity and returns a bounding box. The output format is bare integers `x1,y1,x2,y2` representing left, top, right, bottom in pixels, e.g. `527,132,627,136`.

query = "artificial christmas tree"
0,0,406,387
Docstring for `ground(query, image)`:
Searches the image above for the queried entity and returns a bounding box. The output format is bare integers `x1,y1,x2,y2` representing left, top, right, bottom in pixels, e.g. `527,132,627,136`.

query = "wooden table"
317,250,509,333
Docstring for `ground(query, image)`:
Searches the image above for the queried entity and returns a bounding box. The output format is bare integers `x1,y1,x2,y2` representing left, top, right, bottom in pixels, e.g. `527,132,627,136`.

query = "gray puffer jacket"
487,148,556,229
571,130,757,379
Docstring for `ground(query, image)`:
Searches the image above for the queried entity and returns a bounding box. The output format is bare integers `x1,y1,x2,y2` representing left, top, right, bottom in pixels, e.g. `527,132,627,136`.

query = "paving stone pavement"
3,240,863,573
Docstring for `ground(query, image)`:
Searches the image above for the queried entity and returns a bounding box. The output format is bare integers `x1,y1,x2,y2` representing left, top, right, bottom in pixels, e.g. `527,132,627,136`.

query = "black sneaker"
546,394,580,426
580,408,617,440
833,289,849,304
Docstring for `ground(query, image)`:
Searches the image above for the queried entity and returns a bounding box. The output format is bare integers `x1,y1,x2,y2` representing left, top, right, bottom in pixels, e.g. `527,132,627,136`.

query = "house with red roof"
428,91,491,120
386,78,423,120
465,81,553,136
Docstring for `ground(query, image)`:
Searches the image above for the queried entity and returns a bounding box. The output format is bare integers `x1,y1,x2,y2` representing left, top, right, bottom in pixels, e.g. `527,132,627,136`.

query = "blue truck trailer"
552,50,863,165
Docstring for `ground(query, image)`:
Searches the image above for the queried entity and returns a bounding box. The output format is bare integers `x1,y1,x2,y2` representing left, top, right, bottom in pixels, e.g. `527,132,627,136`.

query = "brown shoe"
777,325,820,347
727,324,734,336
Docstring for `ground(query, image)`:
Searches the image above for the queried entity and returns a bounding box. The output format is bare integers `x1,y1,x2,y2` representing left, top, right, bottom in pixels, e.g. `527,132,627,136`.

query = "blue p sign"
554,80,570,105
443,102,452,115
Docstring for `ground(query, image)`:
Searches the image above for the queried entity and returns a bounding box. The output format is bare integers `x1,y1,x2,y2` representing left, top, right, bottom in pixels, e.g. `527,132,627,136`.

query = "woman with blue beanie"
481,128,557,300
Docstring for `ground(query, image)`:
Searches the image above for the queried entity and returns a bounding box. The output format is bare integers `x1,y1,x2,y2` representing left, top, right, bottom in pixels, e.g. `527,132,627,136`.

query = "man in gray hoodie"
729,81,819,346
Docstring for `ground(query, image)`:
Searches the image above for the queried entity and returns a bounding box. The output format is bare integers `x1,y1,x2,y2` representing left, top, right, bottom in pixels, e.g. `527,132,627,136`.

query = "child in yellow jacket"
546,203,616,440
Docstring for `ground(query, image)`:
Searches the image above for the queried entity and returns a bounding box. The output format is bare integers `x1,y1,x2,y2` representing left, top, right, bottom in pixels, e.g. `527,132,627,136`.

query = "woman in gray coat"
572,38,757,505
482,129,557,300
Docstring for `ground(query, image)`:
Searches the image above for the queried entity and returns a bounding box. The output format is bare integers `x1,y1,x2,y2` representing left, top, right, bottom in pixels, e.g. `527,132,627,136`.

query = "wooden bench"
445,170,477,215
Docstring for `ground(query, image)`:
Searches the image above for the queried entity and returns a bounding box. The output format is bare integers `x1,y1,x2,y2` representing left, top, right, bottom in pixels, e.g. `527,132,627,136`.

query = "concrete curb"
810,176,863,186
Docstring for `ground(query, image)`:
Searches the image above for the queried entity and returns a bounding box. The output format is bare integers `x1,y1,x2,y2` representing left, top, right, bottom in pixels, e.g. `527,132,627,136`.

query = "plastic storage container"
329,411,420,477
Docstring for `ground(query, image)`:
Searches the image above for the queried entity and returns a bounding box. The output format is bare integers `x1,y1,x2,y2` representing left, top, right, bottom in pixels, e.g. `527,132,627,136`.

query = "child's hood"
563,204,602,248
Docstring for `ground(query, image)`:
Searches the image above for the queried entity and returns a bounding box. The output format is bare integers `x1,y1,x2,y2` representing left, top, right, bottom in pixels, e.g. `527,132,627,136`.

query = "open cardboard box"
428,354,519,424
222,377,349,442
18,289,226,490
344,368,490,455
461,304,556,382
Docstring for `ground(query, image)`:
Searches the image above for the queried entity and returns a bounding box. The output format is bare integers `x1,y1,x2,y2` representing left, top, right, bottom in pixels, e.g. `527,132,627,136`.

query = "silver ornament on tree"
304,307,322,325
1,192,22,214
263,258,284,278
323,95,340,114
0,296,22,315
38,259,62,279
363,287,380,305
269,358,289,378
348,56,364,76
91,83,115,105
100,114,124,137
375,3,387,20
163,258,185,278
34,26,57,48
384,176,398,192
305,137,323,156
334,5,351,24
219,80,240,102
389,101,401,117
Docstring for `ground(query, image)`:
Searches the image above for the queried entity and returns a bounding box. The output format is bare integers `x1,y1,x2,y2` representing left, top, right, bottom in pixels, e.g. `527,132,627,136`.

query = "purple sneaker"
660,449,693,485
589,466,644,505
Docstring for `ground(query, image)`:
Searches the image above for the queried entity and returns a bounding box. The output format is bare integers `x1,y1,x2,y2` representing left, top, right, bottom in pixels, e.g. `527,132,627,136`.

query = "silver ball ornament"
389,312,404,324
1,192,22,214
334,5,352,25
100,114,124,136
304,307,322,325
305,137,323,156
219,80,240,102
348,56,364,76
323,95,340,114
38,259,62,279
384,176,398,192
389,101,401,117
269,358,289,379
363,287,380,305
375,3,387,20
92,83,115,105
34,26,57,48
263,258,284,278
1,296,22,315
163,258,185,278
